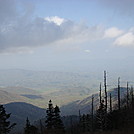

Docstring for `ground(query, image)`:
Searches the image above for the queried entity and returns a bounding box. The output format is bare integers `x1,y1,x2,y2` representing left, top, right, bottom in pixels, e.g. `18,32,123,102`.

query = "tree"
45,100,54,130
45,100,65,134
24,117,30,134
53,105,65,134
109,93,112,112
0,105,16,134
91,95,94,132
95,100,106,131
24,117,38,134
118,77,121,110
39,120,44,134
104,71,107,113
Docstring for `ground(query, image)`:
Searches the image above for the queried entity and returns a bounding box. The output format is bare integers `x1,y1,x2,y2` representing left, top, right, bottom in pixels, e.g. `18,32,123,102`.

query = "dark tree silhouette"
109,93,112,112
53,105,65,134
118,77,121,110
95,100,106,131
104,71,107,113
45,100,54,130
24,117,38,134
127,82,129,108
0,105,16,134
45,100,65,134
91,95,94,132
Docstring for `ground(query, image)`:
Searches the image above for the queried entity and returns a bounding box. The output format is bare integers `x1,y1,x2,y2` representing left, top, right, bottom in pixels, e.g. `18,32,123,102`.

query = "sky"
0,0,134,72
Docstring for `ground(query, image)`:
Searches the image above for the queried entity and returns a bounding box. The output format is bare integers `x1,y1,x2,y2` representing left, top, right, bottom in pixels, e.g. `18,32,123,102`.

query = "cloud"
114,32,134,46
2,0,132,54
0,0,17,24
0,16,105,53
104,27,124,38
45,16,65,26
97,0,134,17
0,0,107,54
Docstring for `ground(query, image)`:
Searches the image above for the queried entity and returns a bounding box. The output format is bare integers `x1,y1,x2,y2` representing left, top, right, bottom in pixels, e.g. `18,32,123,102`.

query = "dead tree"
104,71,107,113
118,77,121,110
99,83,102,105
91,95,94,132
130,86,134,108
127,82,129,108
104,71,108,130
109,93,112,112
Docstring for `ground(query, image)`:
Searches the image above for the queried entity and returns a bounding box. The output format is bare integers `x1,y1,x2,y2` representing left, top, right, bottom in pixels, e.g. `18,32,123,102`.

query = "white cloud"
0,15,105,54
45,16,65,26
114,32,134,46
2,0,133,54
104,27,124,38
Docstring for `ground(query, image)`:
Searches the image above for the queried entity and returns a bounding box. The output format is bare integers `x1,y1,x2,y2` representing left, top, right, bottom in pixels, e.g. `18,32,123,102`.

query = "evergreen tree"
24,117,38,134
45,100,54,130
45,100,65,134
0,105,16,134
53,105,65,134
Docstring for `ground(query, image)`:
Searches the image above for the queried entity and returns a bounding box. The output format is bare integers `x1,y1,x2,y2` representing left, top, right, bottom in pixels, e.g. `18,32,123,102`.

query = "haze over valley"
0,0,134,133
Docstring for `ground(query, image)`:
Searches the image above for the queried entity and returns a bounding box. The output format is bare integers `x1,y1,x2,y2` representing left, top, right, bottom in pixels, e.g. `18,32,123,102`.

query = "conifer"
0,105,16,134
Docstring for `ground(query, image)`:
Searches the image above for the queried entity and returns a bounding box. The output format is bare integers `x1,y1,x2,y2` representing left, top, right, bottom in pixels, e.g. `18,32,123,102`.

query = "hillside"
0,90,26,104
61,87,127,115
4,102,46,132
0,86,39,94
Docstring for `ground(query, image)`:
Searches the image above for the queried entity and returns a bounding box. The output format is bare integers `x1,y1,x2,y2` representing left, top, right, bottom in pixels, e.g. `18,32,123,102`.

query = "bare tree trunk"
100,83,102,105
127,82,129,108
104,71,107,113
118,77,121,110
79,110,81,122
110,93,112,112
131,86,134,108
91,95,94,132
104,71,108,130
78,110,82,133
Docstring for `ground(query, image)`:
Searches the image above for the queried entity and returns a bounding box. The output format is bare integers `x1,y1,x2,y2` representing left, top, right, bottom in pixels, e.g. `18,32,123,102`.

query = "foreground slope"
4,102,46,131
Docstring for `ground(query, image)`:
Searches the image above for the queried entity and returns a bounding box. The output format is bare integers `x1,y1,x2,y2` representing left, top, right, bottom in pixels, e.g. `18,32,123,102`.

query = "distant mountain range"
0,69,132,108
0,69,100,107
0,69,99,90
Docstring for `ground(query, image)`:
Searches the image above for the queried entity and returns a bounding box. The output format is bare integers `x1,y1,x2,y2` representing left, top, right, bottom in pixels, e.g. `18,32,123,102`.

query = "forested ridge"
1,71,134,134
